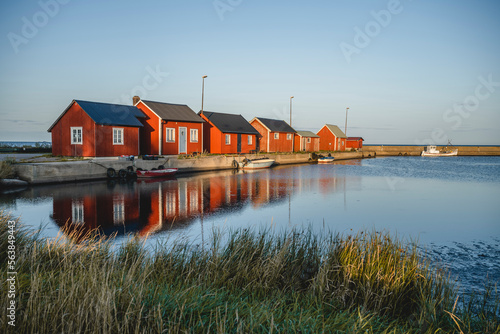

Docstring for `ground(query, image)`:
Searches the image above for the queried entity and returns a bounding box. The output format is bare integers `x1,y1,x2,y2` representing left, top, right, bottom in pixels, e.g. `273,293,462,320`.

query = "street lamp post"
290,96,294,126
201,75,207,115
344,107,350,136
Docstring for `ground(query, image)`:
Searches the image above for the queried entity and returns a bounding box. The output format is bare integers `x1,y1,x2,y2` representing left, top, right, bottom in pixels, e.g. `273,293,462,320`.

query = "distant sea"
0,141,51,147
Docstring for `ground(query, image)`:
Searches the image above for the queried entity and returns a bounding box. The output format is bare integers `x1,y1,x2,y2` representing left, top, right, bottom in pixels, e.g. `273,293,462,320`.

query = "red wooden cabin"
134,97,204,155
317,124,347,151
294,131,320,152
346,137,364,149
48,100,145,157
250,117,296,153
199,111,260,154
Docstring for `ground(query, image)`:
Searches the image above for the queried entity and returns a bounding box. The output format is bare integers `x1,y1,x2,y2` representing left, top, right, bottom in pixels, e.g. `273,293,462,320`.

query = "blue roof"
74,100,145,127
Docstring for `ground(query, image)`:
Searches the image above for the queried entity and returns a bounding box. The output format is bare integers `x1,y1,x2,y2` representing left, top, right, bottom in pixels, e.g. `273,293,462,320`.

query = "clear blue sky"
1,0,499,144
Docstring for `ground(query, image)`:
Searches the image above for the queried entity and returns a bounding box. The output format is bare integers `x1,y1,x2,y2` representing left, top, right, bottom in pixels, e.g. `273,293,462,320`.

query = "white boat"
421,145,458,157
318,156,335,163
238,157,275,169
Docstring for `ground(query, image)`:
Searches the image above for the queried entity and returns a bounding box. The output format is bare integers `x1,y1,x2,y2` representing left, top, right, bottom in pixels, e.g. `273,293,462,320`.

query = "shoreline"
4,145,500,185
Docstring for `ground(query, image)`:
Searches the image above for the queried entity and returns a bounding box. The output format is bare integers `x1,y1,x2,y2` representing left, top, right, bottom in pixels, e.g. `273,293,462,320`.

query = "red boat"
136,168,178,178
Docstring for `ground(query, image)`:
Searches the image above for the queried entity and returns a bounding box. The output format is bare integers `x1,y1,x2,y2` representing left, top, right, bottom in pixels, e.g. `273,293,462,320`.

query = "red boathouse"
294,130,320,152
346,137,364,149
317,124,347,151
199,111,260,154
250,117,296,153
48,100,145,157
134,97,204,155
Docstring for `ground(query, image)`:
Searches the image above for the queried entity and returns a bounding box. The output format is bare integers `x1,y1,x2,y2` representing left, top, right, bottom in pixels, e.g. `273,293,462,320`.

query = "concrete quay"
12,151,373,185
10,146,498,185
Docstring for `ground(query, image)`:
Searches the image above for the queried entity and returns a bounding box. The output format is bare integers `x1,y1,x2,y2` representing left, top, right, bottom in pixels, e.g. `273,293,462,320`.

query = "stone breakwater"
363,145,500,157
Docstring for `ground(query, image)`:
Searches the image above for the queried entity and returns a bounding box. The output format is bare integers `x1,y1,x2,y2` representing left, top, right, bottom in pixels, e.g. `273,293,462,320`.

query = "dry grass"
0,211,498,333
0,161,15,179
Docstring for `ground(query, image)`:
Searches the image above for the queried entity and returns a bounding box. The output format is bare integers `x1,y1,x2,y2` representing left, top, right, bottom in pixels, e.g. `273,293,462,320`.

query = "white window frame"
274,133,279,140
190,129,198,143
248,135,252,145
71,127,82,144
287,133,292,140
72,201,84,224
225,134,231,145
113,128,124,145
166,128,175,142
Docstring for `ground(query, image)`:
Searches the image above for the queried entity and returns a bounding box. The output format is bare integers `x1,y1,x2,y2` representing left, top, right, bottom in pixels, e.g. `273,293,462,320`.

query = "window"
307,138,311,143
166,128,175,142
72,201,84,224
248,135,252,145
225,134,231,145
190,129,198,143
274,133,279,140
287,133,292,140
71,127,82,144
113,128,124,145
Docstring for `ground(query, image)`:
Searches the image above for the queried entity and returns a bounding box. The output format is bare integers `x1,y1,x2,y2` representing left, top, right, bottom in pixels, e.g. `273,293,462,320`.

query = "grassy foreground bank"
0,212,498,333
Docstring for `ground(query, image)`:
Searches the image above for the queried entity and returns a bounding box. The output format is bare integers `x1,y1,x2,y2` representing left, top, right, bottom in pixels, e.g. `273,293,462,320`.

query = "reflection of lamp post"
344,107,350,136
290,96,294,126
201,75,207,115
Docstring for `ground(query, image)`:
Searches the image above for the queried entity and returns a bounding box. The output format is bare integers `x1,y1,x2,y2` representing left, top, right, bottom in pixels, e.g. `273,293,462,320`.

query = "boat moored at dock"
136,168,178,178
238,157,275,169
421,145,458,157
318,156,335,163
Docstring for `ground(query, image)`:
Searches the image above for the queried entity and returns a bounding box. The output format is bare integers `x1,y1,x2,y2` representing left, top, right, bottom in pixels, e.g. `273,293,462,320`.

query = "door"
179,127,187,154
237,134,242,153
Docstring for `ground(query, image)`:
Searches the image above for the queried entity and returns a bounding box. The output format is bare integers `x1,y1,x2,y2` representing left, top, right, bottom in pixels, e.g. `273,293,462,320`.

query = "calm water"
1,156,499,292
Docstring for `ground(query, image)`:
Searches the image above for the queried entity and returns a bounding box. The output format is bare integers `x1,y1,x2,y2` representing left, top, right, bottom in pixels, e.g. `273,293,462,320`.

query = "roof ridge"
75,99,138,108
141,100,188,107
202,110,242,116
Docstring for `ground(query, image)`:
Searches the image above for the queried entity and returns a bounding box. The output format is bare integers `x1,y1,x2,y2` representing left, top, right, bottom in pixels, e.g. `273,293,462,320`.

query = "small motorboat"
136,168,178,178
421,145,458,157
239,157,275,169
318,155,335,163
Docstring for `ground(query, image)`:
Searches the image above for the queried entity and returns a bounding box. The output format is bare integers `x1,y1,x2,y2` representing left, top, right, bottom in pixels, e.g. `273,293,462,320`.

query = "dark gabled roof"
296,130,320,138
252,117,296,133
201,111,260,135
140,100,204,123
347,137,364,141
48,100,145,131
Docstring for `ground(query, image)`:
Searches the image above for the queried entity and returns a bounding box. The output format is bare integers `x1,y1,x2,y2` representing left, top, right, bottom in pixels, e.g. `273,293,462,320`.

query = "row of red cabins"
48,96,363,157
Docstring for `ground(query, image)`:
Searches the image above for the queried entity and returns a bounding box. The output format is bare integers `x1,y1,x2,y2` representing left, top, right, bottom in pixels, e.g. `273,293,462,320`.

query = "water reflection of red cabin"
51,170,296,241
51,182,141,241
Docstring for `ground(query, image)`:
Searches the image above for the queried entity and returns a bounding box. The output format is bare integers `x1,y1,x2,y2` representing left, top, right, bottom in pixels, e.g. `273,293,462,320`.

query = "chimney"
132,96,140,105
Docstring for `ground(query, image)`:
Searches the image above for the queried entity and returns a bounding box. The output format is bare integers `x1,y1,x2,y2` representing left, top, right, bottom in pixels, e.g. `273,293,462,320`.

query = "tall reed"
0,211,498,333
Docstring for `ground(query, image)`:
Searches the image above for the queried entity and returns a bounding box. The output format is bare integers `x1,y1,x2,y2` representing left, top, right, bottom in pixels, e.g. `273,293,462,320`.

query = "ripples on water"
1,156,499,295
